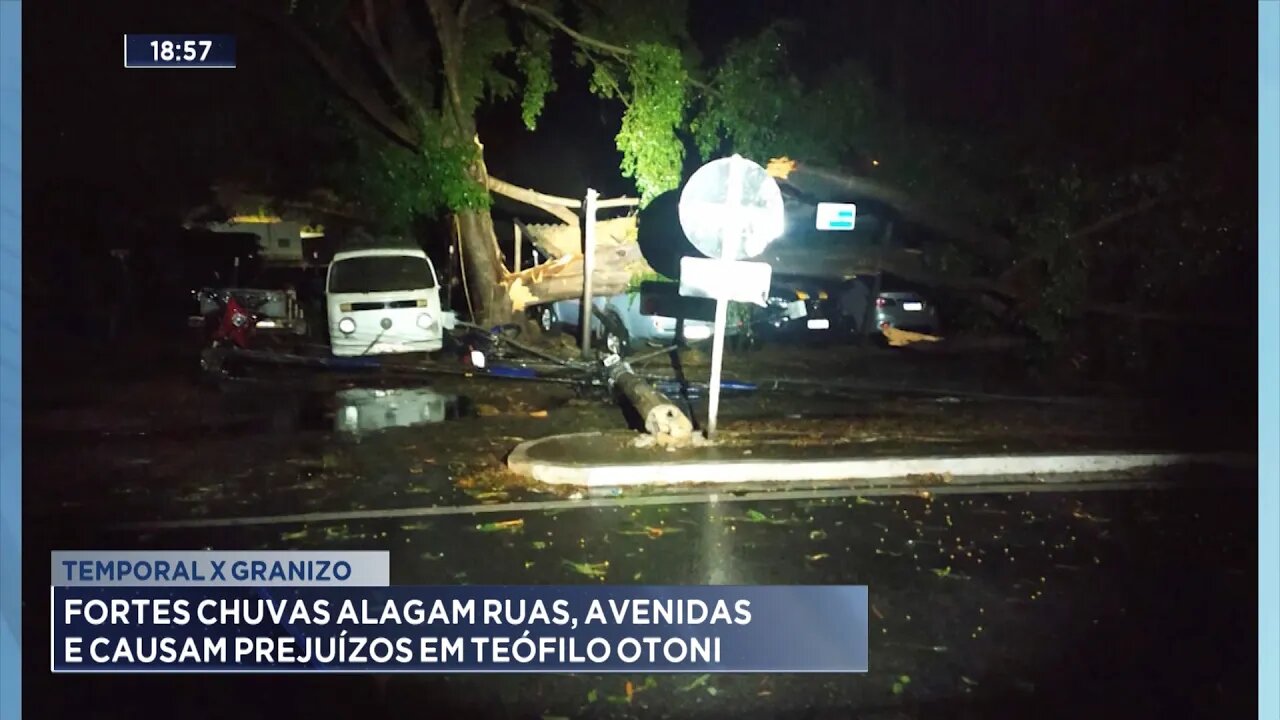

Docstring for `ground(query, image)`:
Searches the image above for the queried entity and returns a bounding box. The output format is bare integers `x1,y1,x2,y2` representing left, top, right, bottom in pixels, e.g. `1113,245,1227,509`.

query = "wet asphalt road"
22,336,1257,718
27,478,1255,719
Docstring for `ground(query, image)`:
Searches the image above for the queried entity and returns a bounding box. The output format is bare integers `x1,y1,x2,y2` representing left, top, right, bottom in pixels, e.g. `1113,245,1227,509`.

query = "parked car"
754,277,844,341
189,267,308,337
536,290,741,356
757,275,941,340
873,290,941,335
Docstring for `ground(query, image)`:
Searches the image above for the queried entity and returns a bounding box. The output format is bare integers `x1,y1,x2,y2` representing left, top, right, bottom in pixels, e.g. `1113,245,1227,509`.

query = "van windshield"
328,255,435,294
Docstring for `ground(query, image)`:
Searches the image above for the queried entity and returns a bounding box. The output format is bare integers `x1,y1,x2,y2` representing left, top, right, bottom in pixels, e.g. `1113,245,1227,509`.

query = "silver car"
874,291,941,334
538,292,729,356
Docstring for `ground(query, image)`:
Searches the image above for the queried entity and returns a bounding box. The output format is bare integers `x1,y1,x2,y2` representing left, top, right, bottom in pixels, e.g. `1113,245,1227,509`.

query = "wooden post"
580,188,599,359
513,222,522,273
611,361,694,446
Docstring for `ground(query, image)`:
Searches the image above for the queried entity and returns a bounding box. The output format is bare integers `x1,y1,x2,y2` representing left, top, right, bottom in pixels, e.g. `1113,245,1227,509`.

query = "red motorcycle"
196,289,267,378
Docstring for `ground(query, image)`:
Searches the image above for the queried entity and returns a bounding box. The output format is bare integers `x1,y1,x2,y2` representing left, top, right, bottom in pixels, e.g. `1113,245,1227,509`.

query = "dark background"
24,1,1255,221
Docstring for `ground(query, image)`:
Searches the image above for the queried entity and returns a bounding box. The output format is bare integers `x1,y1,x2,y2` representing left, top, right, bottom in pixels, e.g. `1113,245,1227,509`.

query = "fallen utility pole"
606,355,694,447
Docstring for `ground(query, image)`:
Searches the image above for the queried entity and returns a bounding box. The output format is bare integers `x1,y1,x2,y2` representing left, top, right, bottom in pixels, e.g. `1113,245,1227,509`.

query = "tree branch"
508,0,712,94
424,0,470,132
1069,196,1168,240
351,0,431,119
510,0,631,56
236,1,421,150
486,177,581,225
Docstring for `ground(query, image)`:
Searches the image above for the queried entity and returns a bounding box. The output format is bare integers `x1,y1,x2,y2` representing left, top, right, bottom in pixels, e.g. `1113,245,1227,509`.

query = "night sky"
22,1,1255,229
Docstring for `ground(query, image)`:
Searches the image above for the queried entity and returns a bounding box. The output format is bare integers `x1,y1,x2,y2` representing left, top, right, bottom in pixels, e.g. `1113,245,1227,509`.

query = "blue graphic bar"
1258,3,1279,719
52,585,869,673
0,1,20,715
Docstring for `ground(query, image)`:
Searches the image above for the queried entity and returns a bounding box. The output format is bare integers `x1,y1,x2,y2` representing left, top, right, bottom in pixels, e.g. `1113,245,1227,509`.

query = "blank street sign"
678,257,773,306
816,202,857,230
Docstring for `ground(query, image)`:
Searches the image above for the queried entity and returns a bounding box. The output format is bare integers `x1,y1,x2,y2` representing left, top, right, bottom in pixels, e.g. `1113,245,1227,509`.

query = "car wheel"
538,305,558,333
601,312,630,356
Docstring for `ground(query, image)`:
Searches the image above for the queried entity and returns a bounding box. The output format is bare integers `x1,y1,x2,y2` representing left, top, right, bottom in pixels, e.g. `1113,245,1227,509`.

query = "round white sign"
677,155,785,261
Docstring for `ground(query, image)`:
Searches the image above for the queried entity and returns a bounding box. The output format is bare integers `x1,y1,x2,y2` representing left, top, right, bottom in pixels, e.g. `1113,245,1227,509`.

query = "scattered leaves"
475,519,525,533
679,674,710,692
280,528,308,541
563,560,610,579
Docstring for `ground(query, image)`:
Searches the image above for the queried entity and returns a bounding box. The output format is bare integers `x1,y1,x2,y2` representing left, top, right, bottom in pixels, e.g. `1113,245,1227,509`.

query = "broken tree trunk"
610,360,694,447
503,219,651,311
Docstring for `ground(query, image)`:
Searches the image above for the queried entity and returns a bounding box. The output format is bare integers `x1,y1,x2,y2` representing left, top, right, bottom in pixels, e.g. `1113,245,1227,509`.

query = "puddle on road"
84,383,478,442
331,386,473,438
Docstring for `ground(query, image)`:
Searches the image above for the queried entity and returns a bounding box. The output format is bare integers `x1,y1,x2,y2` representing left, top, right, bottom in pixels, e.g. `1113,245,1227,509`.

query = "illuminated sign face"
677,155,785,261
816,202,858,231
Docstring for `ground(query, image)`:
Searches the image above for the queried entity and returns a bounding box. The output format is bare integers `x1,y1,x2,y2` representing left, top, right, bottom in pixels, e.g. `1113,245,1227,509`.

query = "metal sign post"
677,155,785,442
580,188,599,358
704,158,745,440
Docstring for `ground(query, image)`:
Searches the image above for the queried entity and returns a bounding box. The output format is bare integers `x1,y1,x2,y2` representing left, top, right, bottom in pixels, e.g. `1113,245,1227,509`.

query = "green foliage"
341,114,489,232
691,27,802,162
458,15,518,114
516,25,556,130
690,29,880,169
612,44,689,204
1013,167,1090,342
623,268,671,294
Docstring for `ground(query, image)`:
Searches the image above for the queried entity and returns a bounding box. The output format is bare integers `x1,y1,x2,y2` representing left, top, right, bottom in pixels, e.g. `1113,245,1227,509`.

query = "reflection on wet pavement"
333,386,470,438
30,481,1255,720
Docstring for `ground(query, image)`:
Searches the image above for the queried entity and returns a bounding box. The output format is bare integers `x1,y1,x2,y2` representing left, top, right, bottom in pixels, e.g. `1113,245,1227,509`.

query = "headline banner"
52,585,868,673
52,551,390,587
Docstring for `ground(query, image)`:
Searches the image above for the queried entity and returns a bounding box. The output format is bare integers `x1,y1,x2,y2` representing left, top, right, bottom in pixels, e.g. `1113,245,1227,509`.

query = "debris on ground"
882,326,943,347
474,519,524,533
562,559,609,579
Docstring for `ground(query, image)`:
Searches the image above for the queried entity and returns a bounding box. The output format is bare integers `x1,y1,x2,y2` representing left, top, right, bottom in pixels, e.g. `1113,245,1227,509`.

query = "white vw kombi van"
326,247,445,357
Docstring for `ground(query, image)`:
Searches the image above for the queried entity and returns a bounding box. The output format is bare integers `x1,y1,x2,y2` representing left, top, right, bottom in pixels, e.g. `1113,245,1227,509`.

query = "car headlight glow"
338,317,357,335
416,312,435,329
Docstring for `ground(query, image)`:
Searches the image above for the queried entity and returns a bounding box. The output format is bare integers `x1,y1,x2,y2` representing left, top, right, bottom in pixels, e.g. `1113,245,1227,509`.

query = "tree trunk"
454,205,513,325
427,0,515,327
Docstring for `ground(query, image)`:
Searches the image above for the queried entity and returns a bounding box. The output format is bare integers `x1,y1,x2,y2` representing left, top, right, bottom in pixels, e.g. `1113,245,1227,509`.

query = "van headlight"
338,317,357,335
416,313,435,329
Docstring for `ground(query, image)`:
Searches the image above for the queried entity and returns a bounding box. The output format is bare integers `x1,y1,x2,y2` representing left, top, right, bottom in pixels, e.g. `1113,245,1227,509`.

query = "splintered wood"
881,326,944,347
503,217,651,310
